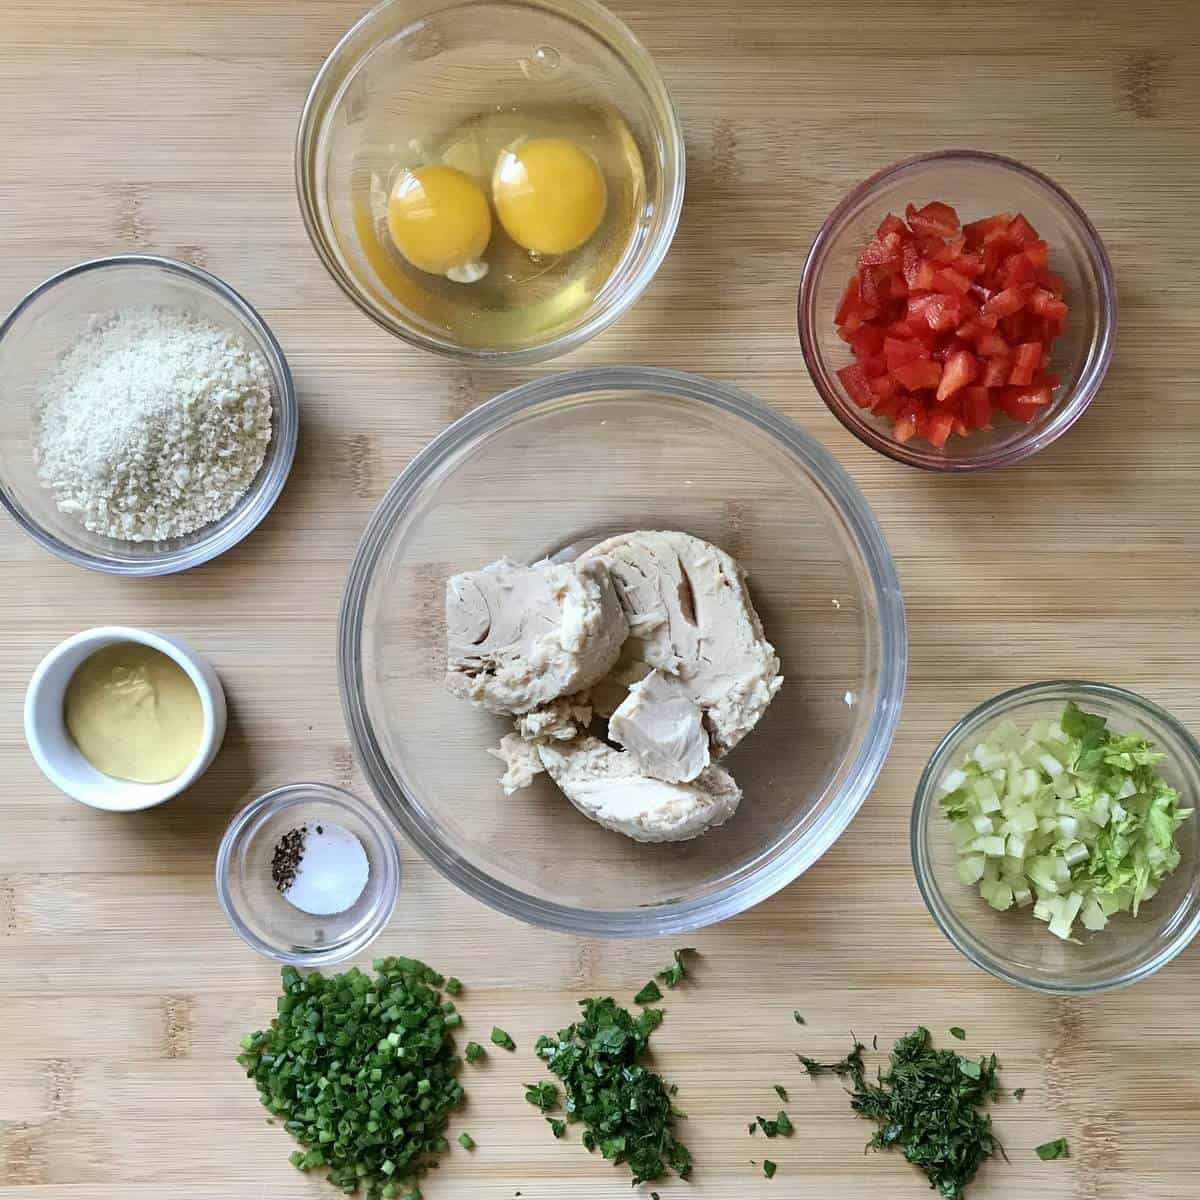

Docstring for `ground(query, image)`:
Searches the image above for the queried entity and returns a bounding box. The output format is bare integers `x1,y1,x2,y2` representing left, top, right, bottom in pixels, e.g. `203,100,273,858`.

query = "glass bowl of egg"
339,367,908,936
296,0,684,361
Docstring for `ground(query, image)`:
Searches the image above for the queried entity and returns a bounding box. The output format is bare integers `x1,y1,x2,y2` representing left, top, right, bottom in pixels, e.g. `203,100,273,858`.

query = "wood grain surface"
2,1,1199,1197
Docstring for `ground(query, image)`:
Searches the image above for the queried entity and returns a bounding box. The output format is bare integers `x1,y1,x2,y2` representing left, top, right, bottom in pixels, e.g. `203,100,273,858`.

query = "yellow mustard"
64,642,203,783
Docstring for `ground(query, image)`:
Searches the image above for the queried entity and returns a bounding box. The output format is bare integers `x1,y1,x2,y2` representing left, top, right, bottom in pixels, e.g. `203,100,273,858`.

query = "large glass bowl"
799,151,1117,471
0,256,297,575
339,367,907,935
913,681,1200,994
296,0,684,363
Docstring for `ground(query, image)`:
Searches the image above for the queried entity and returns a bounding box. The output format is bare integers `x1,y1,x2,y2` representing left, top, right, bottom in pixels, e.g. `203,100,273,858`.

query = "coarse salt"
282,823,370,917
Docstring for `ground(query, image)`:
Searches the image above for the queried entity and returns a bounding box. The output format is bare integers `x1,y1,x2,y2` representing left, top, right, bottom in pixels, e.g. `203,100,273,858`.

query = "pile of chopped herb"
533,995,690,1185
799,1027,1002,1200
236,958,467,1199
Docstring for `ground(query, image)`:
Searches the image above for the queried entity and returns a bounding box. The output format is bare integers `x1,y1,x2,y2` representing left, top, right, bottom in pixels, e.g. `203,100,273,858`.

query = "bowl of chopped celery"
913,681,1200,994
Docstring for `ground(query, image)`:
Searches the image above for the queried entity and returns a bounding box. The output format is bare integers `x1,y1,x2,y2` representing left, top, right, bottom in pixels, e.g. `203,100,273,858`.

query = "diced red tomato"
919,408,955,448
953,252,985,279
981,356,1012,389
893,401,923,442
872,392,905,420
962,213,1013,246
1029,289,1069,328
831,202,1067,447
1037,268,1067,296
905,257,937,291
837,364,876,409
927,236,967,266
982,286,1026,319
1006,384,1053,407
1009,342,1043,387
849,325,886,358
976,330,1011,358
1007,214,1039,247
885,336,929,370
936,349,978,403
934,267,972,295
858,232,904,269
962,387,993,430
1001,253,1038,289
905,201,961,239
892,358,943,391
1023,240,1049,269
868,374,898,401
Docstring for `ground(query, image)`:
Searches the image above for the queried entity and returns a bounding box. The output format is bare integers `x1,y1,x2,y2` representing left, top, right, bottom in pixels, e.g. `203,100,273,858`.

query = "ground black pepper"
271,825,307,892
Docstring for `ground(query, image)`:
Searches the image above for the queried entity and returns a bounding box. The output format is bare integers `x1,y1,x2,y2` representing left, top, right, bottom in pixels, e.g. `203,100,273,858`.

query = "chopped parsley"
524,1081,559,1111
793,1011,806,1025
533,996,690,1185
464,1041,485,1064
1012,1088,1026,1102
798,1027,1002,1199
950,1027,966,1041
756,1110,793,1138
1036,1138,1069,1161
547,1117,566,1138
798,1041,866,1079
656,947,697,989
634,980,664,1005
774,1084,789,1103
491,1027,516,1051
763,1159,777,1179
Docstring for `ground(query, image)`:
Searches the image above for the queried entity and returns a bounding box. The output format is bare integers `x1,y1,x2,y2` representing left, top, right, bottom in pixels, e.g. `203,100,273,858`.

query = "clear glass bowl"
0,256,297,575
913,681,1200,994
339,367,907,936
296,0,684,363
216,783,402,966
799,151,1117,471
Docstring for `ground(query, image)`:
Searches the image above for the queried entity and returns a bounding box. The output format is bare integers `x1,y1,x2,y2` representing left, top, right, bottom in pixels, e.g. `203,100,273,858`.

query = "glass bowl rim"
0,253,298,576
294,0,686,364
338,364,908,936
215,782,402,966
797,148,1118,473
911,678,1200,995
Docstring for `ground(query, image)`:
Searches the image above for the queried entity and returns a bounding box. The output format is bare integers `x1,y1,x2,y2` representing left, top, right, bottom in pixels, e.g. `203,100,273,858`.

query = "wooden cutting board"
2,1,1198,1197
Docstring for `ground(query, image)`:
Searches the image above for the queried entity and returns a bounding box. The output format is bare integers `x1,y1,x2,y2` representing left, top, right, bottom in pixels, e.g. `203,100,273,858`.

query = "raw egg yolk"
387,164,492,280
492,138,607,256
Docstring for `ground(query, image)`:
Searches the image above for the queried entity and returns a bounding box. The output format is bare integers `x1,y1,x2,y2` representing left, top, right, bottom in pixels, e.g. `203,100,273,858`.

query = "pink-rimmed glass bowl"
798,150,1117,472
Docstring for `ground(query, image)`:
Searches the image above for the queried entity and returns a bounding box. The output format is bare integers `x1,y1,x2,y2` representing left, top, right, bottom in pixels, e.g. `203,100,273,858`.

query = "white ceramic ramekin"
24,626,227,811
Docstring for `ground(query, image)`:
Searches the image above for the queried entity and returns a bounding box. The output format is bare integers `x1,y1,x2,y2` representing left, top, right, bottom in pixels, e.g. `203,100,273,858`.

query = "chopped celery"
957,855,986,886
938,702,1192,943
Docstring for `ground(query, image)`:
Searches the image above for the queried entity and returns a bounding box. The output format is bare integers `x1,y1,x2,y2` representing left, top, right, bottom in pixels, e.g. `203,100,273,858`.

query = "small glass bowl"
0,255,297,575
913,682,1200,994
216,783,402,966
296,0,684,363
798,150,1117,471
